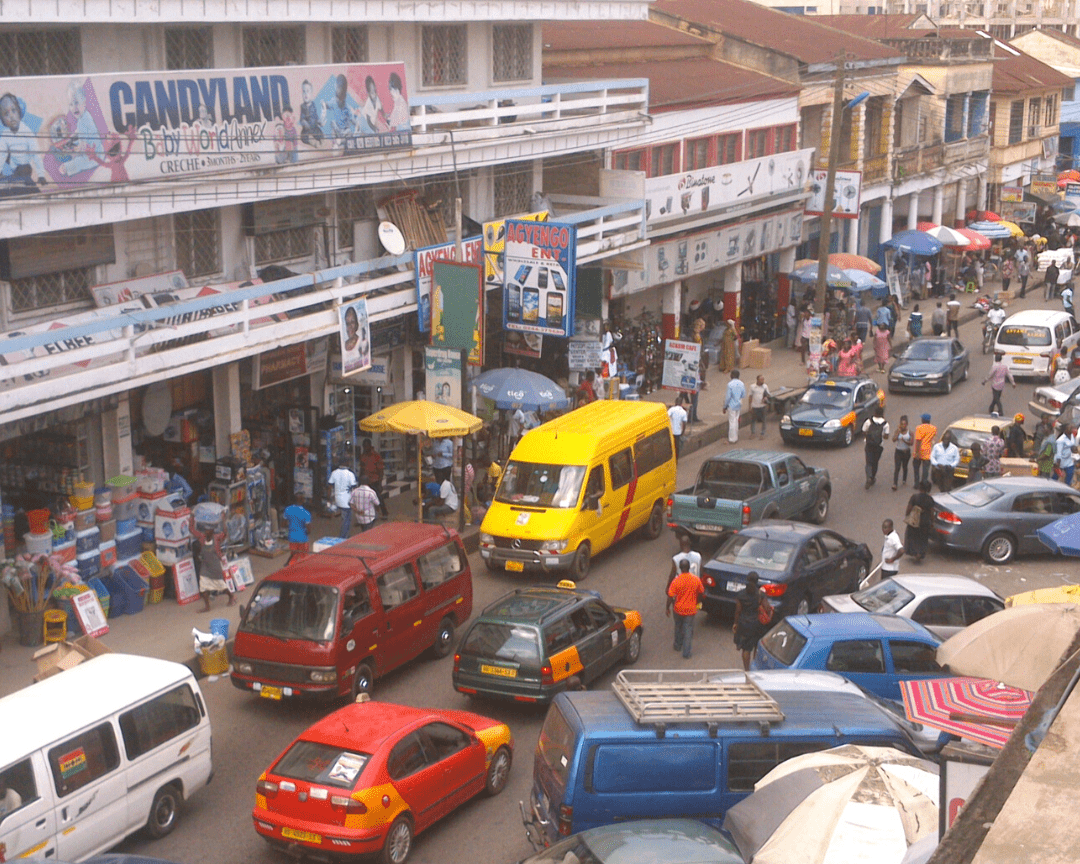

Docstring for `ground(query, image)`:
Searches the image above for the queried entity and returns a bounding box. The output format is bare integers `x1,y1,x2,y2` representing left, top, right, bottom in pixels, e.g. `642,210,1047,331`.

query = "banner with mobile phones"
503,220,577,338
661,340,700,393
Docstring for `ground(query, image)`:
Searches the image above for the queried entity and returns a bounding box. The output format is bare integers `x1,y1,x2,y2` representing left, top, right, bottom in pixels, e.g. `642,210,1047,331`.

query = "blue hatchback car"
751,612,945,701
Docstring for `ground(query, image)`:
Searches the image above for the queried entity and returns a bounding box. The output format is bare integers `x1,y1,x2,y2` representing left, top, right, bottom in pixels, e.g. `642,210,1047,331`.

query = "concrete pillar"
779,246,797,272
213,362,242,461
932,185,944,226
847,214,861,254
977,174,988,211
880,197,894,245
907,191,920,230
662,280,682,340
723,264,742,323
101,395,133,479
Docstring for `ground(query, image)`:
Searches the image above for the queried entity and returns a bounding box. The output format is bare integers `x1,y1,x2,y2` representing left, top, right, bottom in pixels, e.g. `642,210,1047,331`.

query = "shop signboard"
1000,185,1024,203
503,220,577,338
1067,183,1080,199
253,338,328,390
483,210,548,292
808,314,823,375
1031,176,1058,199
0,62,411,195
568,340,603,372
806,169,862,218
71,588,109,637
431,261,483,366
610,208,802,298
504,332,543,359
424,346,462,409
90,270,188,307
939,742,993,838
338,297,372,376
414,236,483,331
1000,201,1037,224
661,340,700,393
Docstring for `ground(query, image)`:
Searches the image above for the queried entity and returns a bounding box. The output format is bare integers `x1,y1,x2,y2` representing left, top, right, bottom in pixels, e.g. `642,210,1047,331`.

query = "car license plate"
798,428,813,437
481,664,517,678
282,827,322,844
905,380,924,387
1014,357,1033,365
260,685,283,701
726,581,743,593
505,560,524,572
694,523,719,532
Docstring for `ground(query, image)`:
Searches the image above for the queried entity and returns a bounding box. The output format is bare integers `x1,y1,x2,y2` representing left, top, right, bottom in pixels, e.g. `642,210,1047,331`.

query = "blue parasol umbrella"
842,268,887,293
789,262,855,289
882,230,944,257
472,367,569,411
967,220,1012,240
1035,511,1080,557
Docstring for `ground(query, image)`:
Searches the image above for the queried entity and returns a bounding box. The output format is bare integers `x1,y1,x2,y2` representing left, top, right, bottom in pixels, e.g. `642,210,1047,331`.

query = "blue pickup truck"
666,450,831,545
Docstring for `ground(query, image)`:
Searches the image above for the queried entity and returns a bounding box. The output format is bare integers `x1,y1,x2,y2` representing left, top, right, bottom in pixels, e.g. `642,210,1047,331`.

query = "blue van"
521,672,921,847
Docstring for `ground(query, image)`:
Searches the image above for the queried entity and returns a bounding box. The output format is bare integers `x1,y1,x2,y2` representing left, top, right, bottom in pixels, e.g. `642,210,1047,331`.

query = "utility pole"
814,57,847,322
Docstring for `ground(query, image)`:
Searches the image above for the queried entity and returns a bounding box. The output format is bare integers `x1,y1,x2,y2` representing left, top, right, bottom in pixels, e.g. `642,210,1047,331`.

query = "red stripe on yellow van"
612,475,638,542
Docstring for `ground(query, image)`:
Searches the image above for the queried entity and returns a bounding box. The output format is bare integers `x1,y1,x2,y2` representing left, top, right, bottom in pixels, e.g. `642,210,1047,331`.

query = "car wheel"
147,784,181,839
842,426,854,447
795,594,811,616
643,503,664,540
352,662,374,701
945,375,953,394
982,532,1016,564
962,365,969,381
808,491,830,524
381,815,414,864
431,618,455,659
625,629,642,664
571,543,591,580
484,747,512,796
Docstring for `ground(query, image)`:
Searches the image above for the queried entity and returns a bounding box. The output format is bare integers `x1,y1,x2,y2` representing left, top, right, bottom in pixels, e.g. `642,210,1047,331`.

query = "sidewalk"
0,282,1053,696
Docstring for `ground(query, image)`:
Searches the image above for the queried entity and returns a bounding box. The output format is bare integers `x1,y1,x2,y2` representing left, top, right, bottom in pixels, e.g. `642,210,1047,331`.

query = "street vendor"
189,515,234,612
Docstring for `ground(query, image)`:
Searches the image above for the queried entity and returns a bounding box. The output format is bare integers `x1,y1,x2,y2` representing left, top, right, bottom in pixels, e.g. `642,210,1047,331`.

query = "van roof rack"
611,670,785,735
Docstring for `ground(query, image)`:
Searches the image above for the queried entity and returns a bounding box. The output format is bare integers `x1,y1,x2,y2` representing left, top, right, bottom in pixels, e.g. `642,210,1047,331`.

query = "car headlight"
235,661,254,675
309,669,338,683
480,532,494,545
540,540,567,553
781,415,791,425
925,373,943,380
822,419,841,430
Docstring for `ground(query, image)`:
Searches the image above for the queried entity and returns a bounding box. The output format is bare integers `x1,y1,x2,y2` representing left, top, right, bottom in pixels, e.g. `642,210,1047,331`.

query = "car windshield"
496,461,586,509
946,427,993,450
461,622,541,664
902,342,950,361
274,740,370,790
997,325,1051,347
240,581,338,642
537,703,576,792
852,580,916,614
800,387,850,408
714,535,796,572
951,482,1006,507
759,622,807,666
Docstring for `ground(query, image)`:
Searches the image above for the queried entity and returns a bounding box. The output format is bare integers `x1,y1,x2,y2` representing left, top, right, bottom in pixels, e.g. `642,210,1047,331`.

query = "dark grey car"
931,477,1080,563
888,337,970,394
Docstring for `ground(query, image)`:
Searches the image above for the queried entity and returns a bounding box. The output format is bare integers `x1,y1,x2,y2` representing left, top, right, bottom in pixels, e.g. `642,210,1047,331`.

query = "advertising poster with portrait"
661,340,700,393
503,220,577,338
0,62,410,197
424,347,462,409
339,297,371,376
414,236,483,331
431,261,483,366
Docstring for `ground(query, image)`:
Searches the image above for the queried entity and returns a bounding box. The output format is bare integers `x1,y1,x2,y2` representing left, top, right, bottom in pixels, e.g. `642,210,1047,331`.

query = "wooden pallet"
612,669,785,726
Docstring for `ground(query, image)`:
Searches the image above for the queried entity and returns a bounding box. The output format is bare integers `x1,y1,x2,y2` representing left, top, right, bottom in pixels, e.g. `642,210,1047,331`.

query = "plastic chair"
43,609,67,644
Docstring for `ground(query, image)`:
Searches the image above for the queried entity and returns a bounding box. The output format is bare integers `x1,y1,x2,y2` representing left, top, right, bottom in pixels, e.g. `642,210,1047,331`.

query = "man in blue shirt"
1055,423,1078,487
854,301,873,344
283,494,312,563
874,302,893,338
725,369,747,443
431,437,454,484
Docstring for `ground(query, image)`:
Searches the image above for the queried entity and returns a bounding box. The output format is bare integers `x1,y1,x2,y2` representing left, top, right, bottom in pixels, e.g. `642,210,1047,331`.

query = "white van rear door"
0,753,57,862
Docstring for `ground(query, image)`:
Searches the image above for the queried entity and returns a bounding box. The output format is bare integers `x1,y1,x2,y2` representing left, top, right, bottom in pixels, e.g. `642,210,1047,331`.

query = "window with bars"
332,27,369,63
685,138,710,171
650,144,678,177
242,27,305,68
775,124,796,153
0,29,81,76
165,27,213,70
174,209,221,278
613,150,644,172
254,226,313,265
1045,94,1058,128
494,167,532,216
422,25,467,86
10,266,92,314
1028,97,1041,138
493,24,532,82
1008,100,1024,145
746,129,769,160
945,93,966,142
336,188,377,250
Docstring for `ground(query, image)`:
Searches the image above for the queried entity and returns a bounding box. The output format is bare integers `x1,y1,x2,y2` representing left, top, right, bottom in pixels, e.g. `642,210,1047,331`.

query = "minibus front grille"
249,659,311,683
493,537,545,550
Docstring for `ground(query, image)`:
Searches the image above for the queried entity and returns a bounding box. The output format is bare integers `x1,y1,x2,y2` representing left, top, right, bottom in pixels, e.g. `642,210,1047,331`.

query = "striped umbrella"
955,228,991,250
967,220,1011,240
900,677,1032,749
921,225,971,247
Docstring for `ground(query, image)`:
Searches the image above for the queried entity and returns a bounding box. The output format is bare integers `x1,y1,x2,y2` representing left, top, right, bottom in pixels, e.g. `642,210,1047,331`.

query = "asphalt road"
117,314,1073,864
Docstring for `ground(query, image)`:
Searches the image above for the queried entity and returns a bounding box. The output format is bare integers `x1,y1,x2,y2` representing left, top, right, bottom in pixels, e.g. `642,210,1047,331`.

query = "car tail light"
1049,398,1063,410
742,504,751,527
761,583,787,597
666,496,673,516
818,602,831,613
453,653,460,673
703,575,715,588
330,795,368,814
256,780,279,797
557,804,573,836
937,510,963,525
541,665,554,686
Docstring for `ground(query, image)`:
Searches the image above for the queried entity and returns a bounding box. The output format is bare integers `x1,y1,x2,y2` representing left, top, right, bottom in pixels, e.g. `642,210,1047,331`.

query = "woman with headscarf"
719,319,738,372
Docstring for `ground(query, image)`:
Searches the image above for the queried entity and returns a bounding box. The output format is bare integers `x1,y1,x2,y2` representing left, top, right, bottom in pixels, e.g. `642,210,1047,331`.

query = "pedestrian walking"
907,305,923,339
1017,252,1030,298
733,572,768,671
192,520,235,612
880,519,905,579
668,534,702,585
873,323,891,373
854,300,872,344
967,441,987,484
930,430,960,493
837,338,861,376
1006,413,1028,458
1001,257,1014,294
666,557,704,659
748,374,770,440
945,293,961,338
668,395,689,459
349,480,381,532
931,302,947,336
1045,261,1060,301
982,426,1005,477
982,352,1015,416
359,439,390,518
797,309,812,364
1037,431,1057,478
283,493,312,563
892,415,913,491
785,301,797,349
1059,261,1074,306
1064,283,1075,319
912,413,937,486
863,407,889,489
1055,423,1079,487
903,482,935,563
328,461,358,538
874,302,893,340
725,370,746,443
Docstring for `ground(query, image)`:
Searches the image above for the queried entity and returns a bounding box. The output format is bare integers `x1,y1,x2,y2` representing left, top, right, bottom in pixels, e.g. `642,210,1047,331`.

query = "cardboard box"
747,347,773,369
999,457,1037,477
740,339,760,368
32,635,112,682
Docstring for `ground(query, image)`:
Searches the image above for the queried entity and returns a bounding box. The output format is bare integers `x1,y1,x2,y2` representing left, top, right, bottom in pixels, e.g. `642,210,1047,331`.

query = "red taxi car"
253,700,513,864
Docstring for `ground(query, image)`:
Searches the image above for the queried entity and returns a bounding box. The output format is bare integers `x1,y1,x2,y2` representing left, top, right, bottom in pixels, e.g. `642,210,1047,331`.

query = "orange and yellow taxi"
780,376,886,447
452,580,643,703
253,700,513,864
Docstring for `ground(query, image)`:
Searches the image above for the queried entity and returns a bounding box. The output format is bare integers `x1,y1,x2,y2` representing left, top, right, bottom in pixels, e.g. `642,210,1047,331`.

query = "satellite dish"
142,381,173,437
378,221,406,256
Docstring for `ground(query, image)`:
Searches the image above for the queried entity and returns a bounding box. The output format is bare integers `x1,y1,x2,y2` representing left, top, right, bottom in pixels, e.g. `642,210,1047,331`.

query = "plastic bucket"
209,618,230,640
197,645,229,676
74,508,96,531
27,509,50,534
24,531,53,555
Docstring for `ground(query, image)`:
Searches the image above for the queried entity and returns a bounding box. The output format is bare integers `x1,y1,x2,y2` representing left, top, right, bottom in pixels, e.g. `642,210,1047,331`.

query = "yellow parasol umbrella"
998,220,1024,238
1005,584,1080,607
360,400,482,522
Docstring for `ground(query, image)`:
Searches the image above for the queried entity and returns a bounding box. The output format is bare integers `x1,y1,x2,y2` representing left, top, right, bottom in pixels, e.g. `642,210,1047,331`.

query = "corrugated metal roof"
650,0,904,65
811,13,922,39
543,20,710,51
992,42,1074,94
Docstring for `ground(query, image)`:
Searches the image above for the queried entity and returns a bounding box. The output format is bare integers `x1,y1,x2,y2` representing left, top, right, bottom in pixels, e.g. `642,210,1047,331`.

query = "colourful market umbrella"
789,262,855,289
997,220,1025,238
1006,584,1080,607
1059,169,1080,183
828,253,882,275
882,230,944,257
967,220,1011,240
472,368,569,411
921,225,971,247
966,209,1001,222
955,227,991,250
900,677,1032,750
1035,510,1080,556
842,268,887,293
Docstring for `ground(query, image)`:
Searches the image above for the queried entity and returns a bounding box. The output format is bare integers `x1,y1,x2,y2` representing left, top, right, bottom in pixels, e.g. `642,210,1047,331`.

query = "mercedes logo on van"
513,539,522,549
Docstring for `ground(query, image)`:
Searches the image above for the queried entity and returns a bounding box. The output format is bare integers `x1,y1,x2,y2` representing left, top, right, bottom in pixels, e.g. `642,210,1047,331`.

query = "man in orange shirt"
912,413,937,488
666,557,705,659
